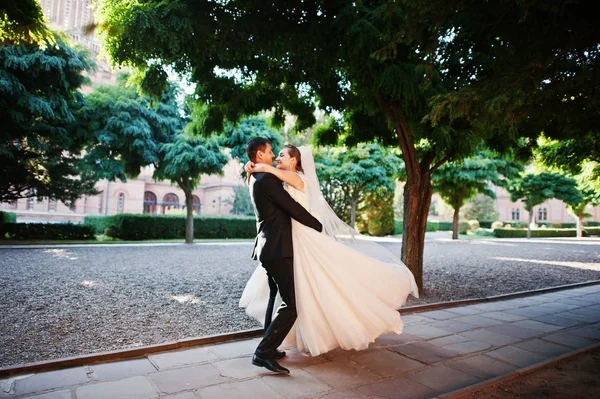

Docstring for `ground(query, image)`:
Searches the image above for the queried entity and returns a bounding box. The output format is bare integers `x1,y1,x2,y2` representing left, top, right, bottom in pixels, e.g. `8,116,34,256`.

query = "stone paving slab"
89,358,157,382
13,367,88,396
75,376,158,399
2,284,600,399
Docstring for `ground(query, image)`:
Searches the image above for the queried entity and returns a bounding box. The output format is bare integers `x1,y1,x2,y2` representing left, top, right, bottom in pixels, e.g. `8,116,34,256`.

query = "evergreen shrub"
0,211,17,224
0,223,95,240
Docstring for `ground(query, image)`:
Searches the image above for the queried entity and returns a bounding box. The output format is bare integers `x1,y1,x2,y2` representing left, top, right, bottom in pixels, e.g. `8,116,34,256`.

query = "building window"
511,208,520,221
26,197,35,211
48,200,57,212
143,191,157,214
192,195,201,215
537,207,548,222
117,193,125,214
162,193,180,214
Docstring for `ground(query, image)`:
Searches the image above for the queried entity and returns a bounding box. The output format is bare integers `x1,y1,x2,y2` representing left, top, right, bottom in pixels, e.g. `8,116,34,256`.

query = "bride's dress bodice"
283,174,310,210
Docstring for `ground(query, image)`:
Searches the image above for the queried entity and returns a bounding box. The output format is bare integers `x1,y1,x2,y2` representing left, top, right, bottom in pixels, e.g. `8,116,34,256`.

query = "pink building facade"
0,162,244,223
493,185,600,224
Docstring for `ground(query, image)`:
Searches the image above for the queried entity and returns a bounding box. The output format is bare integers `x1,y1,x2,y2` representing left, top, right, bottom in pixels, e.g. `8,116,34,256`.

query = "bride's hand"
244,161,256,175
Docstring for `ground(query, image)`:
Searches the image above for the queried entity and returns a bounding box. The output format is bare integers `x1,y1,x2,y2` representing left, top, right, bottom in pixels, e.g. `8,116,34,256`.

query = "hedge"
0,211,17,224
586,227,600,235
478,221,493,229
0,223,96,240
394,220,439,235
493,228,577,238
438,222,453,231
85,214,257,240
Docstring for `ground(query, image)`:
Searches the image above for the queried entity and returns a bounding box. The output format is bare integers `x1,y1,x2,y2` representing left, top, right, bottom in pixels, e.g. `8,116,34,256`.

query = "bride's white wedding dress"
240,148,418,357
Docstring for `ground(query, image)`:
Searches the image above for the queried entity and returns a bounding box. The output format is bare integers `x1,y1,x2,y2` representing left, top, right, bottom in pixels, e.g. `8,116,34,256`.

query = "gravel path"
1,235,599,367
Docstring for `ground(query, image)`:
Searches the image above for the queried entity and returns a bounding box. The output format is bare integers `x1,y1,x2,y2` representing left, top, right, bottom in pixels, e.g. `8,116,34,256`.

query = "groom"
246,137,323,374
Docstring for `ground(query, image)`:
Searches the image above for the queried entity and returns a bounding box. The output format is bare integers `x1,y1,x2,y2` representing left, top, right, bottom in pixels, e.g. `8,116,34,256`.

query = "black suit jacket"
249,172,323,262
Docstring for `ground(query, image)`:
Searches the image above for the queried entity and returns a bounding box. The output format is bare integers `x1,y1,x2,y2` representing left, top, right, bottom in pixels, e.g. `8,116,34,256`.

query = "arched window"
143,191,157,214
192,195,201,215
162,193,180,214
117,193,125,214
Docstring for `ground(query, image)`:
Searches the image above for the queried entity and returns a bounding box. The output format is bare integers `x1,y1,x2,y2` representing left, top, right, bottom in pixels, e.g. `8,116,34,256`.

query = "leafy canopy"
0,32,95,203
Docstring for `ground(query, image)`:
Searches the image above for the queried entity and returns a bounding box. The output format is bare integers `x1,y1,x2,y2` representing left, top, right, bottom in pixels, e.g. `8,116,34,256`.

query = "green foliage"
361,187,395,236
0,32,97,203
467,220,480,232
508,172,582,213
394,221,439,235
586,227,600,235
438,222,453,231
0,211,17,223
493,228,578,238
0,223,96,240
461,195,499,223
458,221,470,235
315,143,401,226
1,0,53,46
84,215,118,235
226,185,254,216
221,117,284,165
78,82,183,181
433,152,522,212
93,214,256,240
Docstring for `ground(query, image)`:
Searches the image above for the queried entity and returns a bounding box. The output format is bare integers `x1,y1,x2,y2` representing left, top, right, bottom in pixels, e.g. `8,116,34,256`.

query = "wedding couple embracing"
240,137,419,374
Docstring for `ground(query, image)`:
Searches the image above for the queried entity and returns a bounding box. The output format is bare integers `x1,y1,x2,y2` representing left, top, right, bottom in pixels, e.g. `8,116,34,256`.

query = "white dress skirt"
240,178,418,356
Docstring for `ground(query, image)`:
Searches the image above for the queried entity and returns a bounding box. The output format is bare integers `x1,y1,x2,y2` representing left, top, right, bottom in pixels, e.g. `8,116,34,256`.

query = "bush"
475,228,495,237
493,228,578,238
84,215,119,235
438,222,453,231
0,223,96,240
550,223,562,228
393,220,439,235
584,227,600,236
491,221,504,230
0,211,17,224
478,221,493,229
90,214,257,240
458,221,470,234
468,220,480,232
584,221,600,227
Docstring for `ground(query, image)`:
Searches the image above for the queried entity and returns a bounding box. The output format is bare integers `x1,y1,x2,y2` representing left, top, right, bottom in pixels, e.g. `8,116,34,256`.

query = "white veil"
298,146,404,265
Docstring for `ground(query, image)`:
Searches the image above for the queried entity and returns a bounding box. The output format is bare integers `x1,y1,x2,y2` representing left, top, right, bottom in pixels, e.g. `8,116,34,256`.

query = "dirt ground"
464,348,600,399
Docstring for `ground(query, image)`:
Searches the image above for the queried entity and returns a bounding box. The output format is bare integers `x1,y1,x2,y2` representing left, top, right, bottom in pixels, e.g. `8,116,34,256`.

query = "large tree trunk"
402,173,432,293
577,213,583,238
527,210,533,239
350,200,357,228
376,95,446,295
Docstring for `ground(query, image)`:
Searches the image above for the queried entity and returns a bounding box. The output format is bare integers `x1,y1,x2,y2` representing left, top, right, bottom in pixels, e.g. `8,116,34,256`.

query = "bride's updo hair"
284,145,304,173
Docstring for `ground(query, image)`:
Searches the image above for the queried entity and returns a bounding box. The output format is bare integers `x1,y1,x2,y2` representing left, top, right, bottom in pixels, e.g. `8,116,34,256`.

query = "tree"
155,135,228,243
508,173,582,238
315,143,400,228
220,116,284,167
568,184,600,238
461,195,498,223
0,32,97,204
226,184,254,216
78,82,227,243
433,152,522,239
96,0,598,292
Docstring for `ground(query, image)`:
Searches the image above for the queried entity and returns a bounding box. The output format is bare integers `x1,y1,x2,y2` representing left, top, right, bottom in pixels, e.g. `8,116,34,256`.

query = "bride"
240,144,419,356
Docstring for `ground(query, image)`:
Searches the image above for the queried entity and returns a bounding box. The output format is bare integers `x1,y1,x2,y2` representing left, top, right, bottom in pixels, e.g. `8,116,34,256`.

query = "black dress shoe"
252,354,290,374
275,350,286,360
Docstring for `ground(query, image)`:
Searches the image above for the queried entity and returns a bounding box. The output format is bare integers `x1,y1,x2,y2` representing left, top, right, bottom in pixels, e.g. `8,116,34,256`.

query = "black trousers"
255,257,297,359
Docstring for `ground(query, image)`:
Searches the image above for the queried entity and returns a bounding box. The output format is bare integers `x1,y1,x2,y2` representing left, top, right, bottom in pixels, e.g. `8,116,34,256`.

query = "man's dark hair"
246,137,269,162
